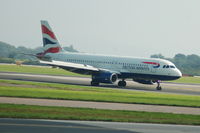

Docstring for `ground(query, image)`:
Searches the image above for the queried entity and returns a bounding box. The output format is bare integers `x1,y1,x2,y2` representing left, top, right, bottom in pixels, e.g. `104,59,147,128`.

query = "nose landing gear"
156,80,162,90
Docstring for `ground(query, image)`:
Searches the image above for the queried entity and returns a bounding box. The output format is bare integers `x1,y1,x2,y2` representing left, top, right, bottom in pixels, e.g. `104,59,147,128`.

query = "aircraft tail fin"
41,20,62,53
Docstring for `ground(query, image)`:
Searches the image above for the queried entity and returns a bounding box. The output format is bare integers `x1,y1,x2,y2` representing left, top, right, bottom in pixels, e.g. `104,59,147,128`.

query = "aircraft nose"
176,69,182,78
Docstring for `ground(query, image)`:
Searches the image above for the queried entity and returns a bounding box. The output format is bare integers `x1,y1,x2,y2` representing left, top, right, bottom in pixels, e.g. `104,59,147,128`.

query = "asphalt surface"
1,97,200,115
0,119,199,133
0,72,200,95
0,72,200,132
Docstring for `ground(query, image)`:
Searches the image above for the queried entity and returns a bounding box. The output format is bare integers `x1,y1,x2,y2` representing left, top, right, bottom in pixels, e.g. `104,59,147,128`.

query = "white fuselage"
47,51,182,81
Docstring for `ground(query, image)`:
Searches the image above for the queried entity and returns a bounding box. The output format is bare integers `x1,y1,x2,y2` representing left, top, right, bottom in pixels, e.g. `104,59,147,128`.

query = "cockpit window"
163,65,176,69
170,65,175,68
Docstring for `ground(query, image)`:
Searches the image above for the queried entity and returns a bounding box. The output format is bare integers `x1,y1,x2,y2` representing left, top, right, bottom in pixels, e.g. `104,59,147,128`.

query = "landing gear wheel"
156,81,162,91
156,86,162,90
118,80,126,87
91,81,99,86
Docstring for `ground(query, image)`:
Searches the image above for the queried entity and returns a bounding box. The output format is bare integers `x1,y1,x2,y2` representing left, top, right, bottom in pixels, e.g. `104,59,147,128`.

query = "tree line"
151,53,200,76
0,41,200,75
0,41,78,65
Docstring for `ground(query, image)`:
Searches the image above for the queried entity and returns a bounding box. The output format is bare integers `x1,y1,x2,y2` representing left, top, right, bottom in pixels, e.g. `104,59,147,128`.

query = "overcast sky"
0,0,200,57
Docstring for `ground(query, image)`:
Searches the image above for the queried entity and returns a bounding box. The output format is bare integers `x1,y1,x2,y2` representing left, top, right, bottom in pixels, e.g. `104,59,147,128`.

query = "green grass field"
170,76,200,84
0,103,200,125
0,79,200,107
0,64,85,77
1,64,199,125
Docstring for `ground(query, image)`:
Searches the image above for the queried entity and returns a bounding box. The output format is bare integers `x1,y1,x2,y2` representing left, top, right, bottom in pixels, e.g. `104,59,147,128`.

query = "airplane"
36,20,182,90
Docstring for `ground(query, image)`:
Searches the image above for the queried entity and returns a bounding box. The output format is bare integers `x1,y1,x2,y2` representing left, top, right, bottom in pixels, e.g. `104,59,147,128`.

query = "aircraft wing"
39,60,121,75
39,60,99,75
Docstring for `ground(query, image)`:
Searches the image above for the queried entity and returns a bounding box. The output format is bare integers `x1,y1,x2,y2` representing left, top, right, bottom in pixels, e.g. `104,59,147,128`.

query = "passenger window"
163,65,166,68
166,65,169,68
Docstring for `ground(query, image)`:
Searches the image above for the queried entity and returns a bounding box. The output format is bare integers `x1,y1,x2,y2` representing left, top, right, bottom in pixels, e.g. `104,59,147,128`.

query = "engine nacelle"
92,72,118,84
133,79,155,85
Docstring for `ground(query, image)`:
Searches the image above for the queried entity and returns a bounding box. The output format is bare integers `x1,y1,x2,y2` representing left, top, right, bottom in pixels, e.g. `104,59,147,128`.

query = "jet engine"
92,72,118,84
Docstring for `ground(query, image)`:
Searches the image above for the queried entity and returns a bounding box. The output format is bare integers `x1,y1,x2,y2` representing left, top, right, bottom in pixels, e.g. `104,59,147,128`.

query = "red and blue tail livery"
41,20,62,53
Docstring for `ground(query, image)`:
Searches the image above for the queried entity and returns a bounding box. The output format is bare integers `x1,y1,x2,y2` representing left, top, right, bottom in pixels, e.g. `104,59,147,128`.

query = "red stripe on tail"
44,47,61,54
42,25,57,40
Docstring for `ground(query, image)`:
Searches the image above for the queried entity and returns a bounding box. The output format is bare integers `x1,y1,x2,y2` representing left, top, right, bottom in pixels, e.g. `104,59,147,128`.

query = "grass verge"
0,79,200,107
169,76,200,84
0,64,85,77
0,103,200,125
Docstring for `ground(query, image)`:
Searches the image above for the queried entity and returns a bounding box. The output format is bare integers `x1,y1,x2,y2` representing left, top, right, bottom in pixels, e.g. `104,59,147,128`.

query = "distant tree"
63,45,78,52
0,41,79,60
150,53,200,76
150,54,165,59
173,54,186,68
187,54,200,67
0,41,16,58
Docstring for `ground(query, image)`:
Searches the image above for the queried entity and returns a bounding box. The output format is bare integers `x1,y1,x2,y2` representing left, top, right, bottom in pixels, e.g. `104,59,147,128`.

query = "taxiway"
0,72,199,95
0,119,199,133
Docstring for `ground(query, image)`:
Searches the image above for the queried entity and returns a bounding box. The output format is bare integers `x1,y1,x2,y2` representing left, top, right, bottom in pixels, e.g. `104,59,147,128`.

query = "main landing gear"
91,81,99,86
91,80,127,87
156,80,162,90
118,80,126,87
